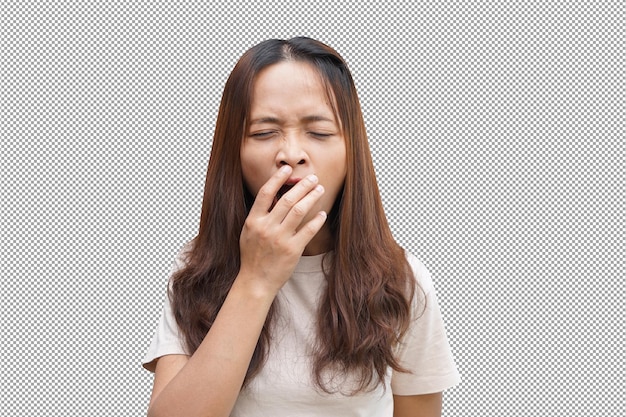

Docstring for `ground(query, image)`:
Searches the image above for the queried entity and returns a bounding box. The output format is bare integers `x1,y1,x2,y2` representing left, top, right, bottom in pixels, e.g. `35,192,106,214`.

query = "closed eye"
249,131,277,139
308,132,333,138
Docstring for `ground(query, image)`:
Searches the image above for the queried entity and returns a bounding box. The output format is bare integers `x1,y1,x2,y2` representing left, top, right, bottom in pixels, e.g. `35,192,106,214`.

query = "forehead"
249,61,338,121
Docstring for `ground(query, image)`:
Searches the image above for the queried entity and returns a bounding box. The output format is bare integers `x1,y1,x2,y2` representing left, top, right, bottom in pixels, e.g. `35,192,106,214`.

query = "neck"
302,224,332,256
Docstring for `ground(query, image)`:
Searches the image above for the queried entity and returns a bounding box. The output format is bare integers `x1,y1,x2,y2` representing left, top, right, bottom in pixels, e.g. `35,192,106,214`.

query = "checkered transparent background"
2,1,623,416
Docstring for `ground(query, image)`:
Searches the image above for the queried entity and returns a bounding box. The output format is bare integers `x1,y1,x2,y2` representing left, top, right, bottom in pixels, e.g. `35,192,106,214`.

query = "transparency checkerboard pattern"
2,1,623,416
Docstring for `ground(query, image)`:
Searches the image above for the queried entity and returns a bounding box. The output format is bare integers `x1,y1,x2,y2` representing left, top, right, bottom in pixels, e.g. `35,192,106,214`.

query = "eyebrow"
249,115,336,125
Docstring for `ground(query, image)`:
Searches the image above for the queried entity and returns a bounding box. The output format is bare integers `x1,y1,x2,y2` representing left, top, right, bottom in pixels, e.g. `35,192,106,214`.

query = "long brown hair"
171,37,421,393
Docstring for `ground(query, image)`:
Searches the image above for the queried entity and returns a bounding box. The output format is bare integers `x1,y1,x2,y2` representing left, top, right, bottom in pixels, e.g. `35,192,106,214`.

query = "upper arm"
393,392,442,417
148,354,190,408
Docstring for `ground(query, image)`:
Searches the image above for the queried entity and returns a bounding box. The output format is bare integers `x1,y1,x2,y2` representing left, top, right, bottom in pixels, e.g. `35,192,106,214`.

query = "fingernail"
315,184,324,193
280,165,292,174
307,174,318,183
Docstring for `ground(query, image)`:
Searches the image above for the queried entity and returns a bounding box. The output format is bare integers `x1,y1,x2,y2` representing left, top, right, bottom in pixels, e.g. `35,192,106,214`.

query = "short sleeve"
390,253,461,395
141,246,191,372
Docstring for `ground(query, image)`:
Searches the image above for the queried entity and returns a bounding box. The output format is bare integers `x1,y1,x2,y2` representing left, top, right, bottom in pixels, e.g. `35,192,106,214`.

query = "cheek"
241,166,262,195
241,144,276,196
321,160,347,203
325,149,347,187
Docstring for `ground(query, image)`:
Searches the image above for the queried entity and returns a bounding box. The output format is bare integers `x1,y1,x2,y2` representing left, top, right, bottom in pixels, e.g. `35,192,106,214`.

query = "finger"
292,211,328,247
269,174,320,221
280,184,325,230
248,165,292,216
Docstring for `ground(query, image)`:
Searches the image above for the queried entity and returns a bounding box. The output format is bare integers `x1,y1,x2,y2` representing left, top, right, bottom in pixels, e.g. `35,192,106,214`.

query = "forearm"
148,274,276,417
393,393,442,417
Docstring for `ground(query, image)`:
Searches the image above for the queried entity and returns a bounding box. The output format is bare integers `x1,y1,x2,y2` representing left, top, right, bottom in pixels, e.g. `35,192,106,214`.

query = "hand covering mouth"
269,179,300,210
276,183,294,201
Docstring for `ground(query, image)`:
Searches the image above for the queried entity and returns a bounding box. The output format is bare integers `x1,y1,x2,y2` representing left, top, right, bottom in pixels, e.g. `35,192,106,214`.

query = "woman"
143,37,459,417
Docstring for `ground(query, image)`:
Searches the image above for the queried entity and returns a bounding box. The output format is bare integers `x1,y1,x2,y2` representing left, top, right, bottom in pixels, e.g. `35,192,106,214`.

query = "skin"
241,61,347,256
147,61,442,416
148,166,327,417
393,393,442,417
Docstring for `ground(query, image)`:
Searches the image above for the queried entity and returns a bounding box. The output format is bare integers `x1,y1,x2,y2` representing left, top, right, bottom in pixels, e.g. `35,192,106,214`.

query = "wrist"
232,270,280,303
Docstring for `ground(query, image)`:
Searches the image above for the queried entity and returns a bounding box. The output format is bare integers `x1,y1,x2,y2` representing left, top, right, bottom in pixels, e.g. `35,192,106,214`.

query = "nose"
276,134,307,168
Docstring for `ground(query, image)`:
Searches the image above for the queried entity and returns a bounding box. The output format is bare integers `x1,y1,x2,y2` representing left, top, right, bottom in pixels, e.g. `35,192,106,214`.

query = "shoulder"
403,251,435,295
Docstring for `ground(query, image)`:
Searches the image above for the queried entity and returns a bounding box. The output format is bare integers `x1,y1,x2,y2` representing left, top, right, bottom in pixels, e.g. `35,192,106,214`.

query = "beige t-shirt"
143,249,460,416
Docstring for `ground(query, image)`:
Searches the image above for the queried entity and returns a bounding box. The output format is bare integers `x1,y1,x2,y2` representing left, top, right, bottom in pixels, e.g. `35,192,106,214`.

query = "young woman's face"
241,61,347,233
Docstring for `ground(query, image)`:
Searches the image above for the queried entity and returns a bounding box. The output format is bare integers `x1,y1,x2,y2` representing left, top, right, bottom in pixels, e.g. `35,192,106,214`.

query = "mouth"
270,179,300,210
270,185,291,210
276,184,294,200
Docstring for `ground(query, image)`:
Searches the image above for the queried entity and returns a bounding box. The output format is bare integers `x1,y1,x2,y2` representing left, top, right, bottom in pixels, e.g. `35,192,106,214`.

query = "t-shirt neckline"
294,252,331,273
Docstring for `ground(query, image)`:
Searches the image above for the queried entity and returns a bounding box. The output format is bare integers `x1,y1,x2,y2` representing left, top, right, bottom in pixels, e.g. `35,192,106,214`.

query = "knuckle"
257,187,273,200
243,218,255,230
244,218,265,234
304,220,320,234
291,204,307,217
300,224,318,239
281,195,296,206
